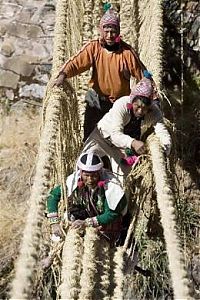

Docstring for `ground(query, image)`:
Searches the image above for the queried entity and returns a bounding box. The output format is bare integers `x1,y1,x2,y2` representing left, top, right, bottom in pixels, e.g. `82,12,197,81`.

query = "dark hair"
132,95,152,106
80,154,101,166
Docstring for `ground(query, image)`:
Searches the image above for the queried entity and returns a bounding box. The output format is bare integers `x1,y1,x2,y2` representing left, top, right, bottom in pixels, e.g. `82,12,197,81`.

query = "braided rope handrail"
79,228,100,299
148,135,191,299
138,1,191,296
60,229,83,299
10,0,78,298
113,0,191,297
10,0,192,298
138,0,163,88
120,0,138,48
10,91,61,299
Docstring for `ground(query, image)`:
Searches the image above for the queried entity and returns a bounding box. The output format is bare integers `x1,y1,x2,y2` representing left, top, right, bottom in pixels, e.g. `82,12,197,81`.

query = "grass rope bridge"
10,0,191,299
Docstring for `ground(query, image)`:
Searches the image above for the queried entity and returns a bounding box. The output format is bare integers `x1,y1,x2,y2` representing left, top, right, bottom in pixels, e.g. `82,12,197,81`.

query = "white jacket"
97,96,171,152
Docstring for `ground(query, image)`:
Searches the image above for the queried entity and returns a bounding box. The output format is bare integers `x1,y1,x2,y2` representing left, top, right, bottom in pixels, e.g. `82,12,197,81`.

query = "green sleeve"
96,194,127,225
47,186,61,213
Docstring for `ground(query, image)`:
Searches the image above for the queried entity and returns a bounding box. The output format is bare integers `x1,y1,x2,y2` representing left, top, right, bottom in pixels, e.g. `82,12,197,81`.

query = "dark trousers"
83,101,113,142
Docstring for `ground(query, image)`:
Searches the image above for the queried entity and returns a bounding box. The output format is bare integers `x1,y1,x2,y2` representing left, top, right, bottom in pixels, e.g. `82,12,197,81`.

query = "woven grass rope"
60,229,83,299
79,228,100,299
10,0,192,298
148,134,191,299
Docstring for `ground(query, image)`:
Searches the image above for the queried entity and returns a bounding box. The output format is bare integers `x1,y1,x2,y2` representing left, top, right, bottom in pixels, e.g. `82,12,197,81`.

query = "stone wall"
0,0,56,103
0,0,199,105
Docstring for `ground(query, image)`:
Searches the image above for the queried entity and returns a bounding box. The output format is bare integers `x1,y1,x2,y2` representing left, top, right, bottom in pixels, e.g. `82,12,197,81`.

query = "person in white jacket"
82,75,172,183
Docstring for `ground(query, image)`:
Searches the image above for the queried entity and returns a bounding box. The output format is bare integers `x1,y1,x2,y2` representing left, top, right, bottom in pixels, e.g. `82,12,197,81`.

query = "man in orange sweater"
54,5,155,140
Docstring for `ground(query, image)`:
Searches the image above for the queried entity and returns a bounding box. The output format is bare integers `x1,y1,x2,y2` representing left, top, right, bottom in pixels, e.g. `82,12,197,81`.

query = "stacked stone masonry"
0,0,56,101
0,0,199,103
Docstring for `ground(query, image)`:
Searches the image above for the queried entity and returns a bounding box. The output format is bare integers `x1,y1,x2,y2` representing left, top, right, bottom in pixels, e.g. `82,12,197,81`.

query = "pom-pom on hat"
77,152,103,172
130,70,154,101
100,3,120,32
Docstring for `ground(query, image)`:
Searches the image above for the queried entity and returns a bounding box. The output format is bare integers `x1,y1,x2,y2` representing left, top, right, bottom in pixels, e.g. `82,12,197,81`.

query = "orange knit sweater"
60,39,145,101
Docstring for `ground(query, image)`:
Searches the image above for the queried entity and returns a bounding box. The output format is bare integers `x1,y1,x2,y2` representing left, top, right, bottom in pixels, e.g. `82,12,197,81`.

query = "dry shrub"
125,236,172,299
0,107,40,295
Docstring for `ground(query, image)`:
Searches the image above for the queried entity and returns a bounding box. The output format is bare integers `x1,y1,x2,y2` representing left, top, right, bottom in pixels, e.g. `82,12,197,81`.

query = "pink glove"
121,155,139,166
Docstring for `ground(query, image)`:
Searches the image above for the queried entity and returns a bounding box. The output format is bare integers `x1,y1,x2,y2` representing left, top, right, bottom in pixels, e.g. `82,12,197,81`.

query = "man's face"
81,171,100,189
132,99,150,118
102,25,118,46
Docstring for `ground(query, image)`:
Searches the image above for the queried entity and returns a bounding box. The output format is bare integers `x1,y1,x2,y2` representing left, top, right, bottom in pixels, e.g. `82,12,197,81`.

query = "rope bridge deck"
10,1,191,299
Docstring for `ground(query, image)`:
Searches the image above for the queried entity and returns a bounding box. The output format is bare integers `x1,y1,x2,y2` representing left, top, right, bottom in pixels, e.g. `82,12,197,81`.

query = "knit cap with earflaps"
130,71,154,101
99,3,120,33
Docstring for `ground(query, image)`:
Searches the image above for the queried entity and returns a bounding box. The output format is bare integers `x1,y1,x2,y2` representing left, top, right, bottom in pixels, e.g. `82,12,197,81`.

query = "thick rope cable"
10,0,80,298
10,91,61,299
138,2,191,295
66,0,85,126
116,1,191,297
95,239,111,300
120,0,138,48
76,0,94,131
79,228,100,299
138,0,163,88
60,229,83,300
147,135,191,299
10,1,193,298
111,247,125,300
93,0,103,38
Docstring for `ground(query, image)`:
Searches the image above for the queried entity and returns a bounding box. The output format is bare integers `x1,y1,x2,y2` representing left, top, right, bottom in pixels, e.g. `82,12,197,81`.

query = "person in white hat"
47,152,127,243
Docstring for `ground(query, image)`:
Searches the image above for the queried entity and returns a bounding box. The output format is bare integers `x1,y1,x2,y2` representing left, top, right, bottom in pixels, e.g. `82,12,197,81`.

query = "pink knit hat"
99,8,120,32
130,77,154,100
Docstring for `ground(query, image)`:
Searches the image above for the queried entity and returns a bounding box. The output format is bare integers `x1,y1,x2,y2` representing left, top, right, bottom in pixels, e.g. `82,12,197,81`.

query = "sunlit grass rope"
66,0,85,128
138,0,163,88
95,239,111,300
76,0,94,131
10,0,80,298
10,0,192,299
10,90,61,299
93,0,103,38
79,228,100,299
124,1,191,297
112,247,125,300
120,0,138,49
68,0,84,56
147,134,191,299
60,229,83,300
